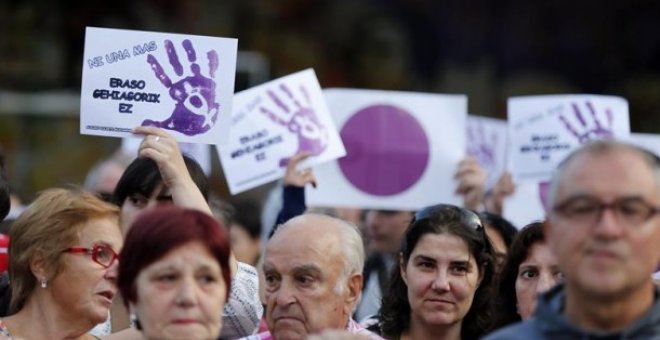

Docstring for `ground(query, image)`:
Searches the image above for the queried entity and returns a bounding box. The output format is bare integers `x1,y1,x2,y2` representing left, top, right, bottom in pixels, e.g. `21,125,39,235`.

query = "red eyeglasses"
63,244,119,269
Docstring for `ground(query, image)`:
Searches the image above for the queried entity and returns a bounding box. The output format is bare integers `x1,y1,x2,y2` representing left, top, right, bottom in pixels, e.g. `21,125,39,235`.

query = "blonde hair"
9,188,120,312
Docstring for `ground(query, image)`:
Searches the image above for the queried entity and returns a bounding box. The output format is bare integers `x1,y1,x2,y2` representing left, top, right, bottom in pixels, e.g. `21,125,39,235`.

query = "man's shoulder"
483,319,544,340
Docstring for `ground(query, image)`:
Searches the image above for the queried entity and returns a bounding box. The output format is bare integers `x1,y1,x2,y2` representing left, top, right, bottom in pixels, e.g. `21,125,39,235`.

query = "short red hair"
118,205,231,305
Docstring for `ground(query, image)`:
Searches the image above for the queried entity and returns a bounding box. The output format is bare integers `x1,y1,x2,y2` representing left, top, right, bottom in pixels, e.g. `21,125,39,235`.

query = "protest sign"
627,132,660,157
502,180,547,229
217,69,345,194
306,89,467,210
467,115,508,190
80,27,237,144
508,95,629,182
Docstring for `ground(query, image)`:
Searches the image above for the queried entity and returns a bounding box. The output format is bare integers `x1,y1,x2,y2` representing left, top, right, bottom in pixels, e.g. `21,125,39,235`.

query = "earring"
40,277,47,288
129,313,142,330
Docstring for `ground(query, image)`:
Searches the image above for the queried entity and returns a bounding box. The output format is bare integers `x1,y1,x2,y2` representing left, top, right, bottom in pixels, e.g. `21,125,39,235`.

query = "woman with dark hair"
117,205,231,340
379,204,495,340
108,126,262,338
491,222,562,330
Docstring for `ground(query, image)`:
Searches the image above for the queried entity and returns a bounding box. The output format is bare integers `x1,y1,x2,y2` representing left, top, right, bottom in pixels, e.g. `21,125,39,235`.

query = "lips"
588,248,621,261
172,319,200,325
96,290,115,305
425,298,455,305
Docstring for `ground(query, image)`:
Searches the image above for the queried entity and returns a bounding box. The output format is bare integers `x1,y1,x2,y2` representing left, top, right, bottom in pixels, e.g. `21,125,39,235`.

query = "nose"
431,271,450,292
536,272,556,294
593,207,624,240
104,261,119,284
273,280,296,306
175,277,197,307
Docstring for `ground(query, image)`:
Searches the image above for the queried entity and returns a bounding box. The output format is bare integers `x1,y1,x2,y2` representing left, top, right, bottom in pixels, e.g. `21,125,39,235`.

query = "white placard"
306,89,467,210
80,27,237,144
467,115,508,190
627,133,660,157
121,137,213,176
217,69,345,195
508,95,629,182
502,180,548,229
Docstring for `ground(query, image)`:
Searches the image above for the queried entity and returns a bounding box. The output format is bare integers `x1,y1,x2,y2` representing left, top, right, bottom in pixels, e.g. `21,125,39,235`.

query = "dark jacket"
484,284,660,340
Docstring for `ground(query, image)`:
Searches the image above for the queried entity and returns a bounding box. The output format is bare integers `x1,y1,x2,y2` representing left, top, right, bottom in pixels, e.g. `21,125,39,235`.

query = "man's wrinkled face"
263,221,354,340
546,149,660,299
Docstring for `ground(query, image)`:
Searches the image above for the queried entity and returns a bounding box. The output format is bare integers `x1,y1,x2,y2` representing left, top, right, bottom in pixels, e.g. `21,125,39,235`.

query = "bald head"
271,214,365,275
547,140,660,210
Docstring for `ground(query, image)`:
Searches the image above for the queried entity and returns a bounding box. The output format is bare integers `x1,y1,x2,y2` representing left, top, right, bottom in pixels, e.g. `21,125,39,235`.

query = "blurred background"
2,0,660,202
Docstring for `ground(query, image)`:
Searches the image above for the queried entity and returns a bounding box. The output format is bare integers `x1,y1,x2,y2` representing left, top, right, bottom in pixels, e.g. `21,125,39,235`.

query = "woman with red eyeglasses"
0,188,122,339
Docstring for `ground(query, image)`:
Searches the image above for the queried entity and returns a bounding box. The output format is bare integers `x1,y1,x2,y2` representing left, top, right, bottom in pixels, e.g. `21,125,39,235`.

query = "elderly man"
486,140,660,338
244,213,382,340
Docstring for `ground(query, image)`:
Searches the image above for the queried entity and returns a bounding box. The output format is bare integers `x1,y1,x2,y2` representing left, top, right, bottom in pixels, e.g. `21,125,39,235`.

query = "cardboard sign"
306,89,467,210
217,69,345,194
80,27,237,144
508,95,629,182
467,115,508,190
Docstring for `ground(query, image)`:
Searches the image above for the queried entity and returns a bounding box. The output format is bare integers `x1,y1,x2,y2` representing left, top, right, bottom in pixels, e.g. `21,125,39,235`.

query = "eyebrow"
291,264,323,277
413,255,437,263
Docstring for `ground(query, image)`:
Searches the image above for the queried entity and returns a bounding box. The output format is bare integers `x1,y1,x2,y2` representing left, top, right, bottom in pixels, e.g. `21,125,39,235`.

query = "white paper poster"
502,180,548,229
306,89,467,210
80,27,237,144
627,133,660,157
467,115,508,190
217,69,345,195
508,95,629,182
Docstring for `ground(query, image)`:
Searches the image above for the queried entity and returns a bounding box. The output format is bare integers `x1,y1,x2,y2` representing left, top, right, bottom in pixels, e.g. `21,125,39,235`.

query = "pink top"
240,319,384,340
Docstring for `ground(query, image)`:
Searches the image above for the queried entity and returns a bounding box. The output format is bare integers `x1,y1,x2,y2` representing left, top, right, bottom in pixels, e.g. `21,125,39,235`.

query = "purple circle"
339,104,430,196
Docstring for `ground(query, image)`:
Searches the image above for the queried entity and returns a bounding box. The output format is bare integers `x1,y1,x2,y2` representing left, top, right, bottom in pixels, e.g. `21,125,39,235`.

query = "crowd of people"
0,126,660,340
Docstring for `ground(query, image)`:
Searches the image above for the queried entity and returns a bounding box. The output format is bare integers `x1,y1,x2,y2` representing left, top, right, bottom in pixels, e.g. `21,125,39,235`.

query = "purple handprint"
260,84,329,167
467,120,498,173
559,101,613,144
142,39,220,136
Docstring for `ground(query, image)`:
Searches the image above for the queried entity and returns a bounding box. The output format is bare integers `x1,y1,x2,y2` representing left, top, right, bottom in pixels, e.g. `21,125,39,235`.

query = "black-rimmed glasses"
553,196,660,227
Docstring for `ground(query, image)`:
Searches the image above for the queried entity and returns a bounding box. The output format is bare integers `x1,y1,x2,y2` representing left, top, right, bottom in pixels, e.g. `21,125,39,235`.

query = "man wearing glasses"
486,140,660,339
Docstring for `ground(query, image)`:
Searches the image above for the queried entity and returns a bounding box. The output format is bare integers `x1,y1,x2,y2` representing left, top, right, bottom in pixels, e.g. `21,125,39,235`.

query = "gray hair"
274,213,365,276
273,213,365,298
547,140,660,210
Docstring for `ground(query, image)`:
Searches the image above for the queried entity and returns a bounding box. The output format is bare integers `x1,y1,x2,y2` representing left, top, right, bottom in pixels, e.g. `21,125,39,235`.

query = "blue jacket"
484,284,660,340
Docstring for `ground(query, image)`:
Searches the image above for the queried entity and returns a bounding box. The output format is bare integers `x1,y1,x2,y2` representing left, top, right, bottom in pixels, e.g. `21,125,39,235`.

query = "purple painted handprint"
559,101,614,144
260,84,329,167
467,120,498,173
142,39,220,136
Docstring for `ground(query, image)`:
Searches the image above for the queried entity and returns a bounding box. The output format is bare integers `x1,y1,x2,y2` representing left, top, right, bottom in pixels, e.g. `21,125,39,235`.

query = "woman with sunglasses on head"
379,204,496,340
0,188,122,339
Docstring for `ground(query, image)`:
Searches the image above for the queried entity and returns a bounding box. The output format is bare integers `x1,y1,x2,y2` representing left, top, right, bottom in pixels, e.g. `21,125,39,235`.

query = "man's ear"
344,272,363,315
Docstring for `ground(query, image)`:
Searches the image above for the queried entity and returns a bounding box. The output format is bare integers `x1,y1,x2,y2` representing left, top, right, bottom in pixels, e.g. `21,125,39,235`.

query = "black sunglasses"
413,204,483,231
